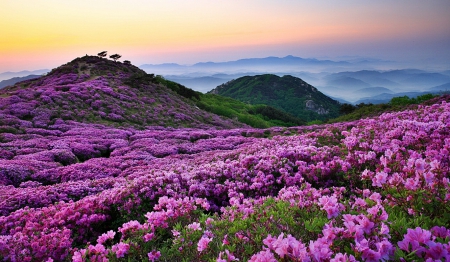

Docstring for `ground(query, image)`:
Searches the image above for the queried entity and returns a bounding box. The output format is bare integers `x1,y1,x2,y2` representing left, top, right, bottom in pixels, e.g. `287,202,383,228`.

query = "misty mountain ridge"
316,69,450,102
0,69,49,81
355,91,444,105
356,87,393,96
0,75,42,89
429,83,450,92
139,55,396,76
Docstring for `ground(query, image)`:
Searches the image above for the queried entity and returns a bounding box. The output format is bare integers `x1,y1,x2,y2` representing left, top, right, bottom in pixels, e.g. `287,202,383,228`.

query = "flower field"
0,93,448,261
0,56,449,261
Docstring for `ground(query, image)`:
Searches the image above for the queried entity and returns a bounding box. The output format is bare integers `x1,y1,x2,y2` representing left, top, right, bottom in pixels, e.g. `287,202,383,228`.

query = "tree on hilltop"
110,54,121,62
123,60,131,65
97,51,107,58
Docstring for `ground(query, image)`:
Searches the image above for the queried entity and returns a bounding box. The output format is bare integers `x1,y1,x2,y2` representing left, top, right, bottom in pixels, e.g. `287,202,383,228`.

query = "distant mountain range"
429,82,450,92
139,55,396,77
0,69,49,81
141,55,350,71
324,69,450,88
0,75,42,89
355,91,444,104
318,69,450,102
209,74,341,122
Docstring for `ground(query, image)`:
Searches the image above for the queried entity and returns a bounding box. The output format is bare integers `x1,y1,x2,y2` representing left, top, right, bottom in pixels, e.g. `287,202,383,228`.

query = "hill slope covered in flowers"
0,56,243,129
0,56,449,261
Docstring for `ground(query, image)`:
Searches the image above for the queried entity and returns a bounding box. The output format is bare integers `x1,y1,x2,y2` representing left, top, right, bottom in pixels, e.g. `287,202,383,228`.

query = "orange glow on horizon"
0,1,449,71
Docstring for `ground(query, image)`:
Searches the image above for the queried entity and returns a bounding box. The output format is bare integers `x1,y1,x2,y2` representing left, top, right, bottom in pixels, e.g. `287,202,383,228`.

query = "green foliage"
237,114,270,128
196,93,305,128
154,76,201,100
0,126,21,134
329,94,437,123
109,54,122,62
307,120,323,125
166,198,327,262
389,93,436,106
386,204,450,244
123,72,157,89
339,103,356,115
97,51,107,58
251,105,305,126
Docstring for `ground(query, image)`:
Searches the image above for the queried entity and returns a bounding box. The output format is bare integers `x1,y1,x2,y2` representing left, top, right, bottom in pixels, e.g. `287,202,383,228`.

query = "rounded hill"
0,55,243,129
209,74,340,122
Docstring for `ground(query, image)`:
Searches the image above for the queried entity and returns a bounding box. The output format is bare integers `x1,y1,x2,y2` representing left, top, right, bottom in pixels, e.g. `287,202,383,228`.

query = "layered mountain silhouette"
429,83,450,92
0,75,42,89
0,69,49,81
209,74,340,122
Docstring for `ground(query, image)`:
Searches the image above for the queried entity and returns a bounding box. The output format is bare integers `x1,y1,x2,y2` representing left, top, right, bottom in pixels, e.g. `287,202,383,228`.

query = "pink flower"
361,249,381,262
188,222,202,231
273,234,290,258
206,217,214,226
222,234,230,246
148,250,161,261
197,236,213,252
375,240,394,260
217,250,238,262
72,250,84,262
398,227,432,252
380,223,390,235
172,229,180,237
330,253,357,262
372,171,388,187
415,158,427,174
143,232,154,242
357,215,374,234
249,249,277,262
318,195,342,219
309,239,332,261
262,234,277,250
425,241,448,260
423,171,435,185
111,242,130,258
97,230,115,245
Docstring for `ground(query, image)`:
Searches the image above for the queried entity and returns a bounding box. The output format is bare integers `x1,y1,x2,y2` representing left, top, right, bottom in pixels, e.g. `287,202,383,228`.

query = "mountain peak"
48,55,143,78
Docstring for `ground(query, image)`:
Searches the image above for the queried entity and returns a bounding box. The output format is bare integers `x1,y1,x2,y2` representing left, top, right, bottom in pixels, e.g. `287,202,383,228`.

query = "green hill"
208,74,341,122
155,76,306,128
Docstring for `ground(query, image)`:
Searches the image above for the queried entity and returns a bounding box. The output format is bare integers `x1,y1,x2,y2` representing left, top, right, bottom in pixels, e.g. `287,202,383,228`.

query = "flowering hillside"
0,56,242,129
0,58,449,261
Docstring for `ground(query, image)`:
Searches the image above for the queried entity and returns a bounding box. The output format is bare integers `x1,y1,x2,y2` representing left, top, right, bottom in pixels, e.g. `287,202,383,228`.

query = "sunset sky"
1,0,449,72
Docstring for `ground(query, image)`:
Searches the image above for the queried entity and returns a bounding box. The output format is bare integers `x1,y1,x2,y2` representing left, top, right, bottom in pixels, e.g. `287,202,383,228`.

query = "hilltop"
209,74,341,122
0,56,243,129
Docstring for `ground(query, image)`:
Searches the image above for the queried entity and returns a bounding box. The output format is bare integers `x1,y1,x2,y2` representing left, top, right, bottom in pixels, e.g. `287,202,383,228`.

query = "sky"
1,0,450,72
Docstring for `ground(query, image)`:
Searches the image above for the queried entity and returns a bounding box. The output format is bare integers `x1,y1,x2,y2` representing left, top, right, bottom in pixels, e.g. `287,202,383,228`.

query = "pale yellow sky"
0,0,449,71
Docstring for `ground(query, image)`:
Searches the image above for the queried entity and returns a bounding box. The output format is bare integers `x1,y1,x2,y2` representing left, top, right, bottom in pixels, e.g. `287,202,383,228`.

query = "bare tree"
97,51,107,58
110,54,121,62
